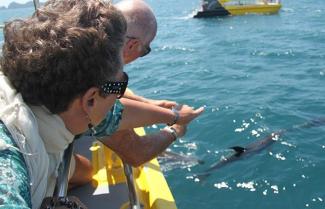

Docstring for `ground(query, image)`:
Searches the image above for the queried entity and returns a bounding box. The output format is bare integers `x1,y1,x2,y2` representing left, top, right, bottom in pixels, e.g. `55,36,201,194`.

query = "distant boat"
194,0,281,18
0,24,4,29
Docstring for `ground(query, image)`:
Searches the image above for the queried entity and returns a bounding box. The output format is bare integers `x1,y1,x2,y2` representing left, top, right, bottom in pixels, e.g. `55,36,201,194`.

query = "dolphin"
159,150,205,165
195,131,282,180
195,117,325,180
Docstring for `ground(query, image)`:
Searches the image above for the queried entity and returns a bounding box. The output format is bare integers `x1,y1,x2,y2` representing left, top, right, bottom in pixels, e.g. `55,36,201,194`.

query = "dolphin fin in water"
194,117,325,181
229,146,246,157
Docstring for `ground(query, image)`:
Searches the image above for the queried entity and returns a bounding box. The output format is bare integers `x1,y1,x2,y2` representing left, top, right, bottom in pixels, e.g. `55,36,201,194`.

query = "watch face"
164,126,177,141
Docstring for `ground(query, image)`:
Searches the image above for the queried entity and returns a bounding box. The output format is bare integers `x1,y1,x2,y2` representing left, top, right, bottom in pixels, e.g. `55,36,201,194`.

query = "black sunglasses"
126,36,151,57
100,72,128,99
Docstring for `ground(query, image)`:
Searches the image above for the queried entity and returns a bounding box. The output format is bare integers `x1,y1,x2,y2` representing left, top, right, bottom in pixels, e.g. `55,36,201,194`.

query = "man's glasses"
140,45,151,57
100,72,128,99
126,36,151,57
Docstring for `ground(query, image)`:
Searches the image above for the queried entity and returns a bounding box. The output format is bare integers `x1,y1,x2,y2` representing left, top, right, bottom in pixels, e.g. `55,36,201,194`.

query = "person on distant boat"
201,0,221,11
0,1,204,207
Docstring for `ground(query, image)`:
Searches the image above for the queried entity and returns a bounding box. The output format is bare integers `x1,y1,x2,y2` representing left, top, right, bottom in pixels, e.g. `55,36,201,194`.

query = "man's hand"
174,104,205,125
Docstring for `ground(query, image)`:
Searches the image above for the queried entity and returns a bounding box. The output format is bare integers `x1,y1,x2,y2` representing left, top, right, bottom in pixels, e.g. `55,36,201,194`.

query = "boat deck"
68,137,131,209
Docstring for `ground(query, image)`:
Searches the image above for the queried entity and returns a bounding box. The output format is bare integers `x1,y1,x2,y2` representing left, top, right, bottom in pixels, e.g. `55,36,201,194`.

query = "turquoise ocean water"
1,0,324,208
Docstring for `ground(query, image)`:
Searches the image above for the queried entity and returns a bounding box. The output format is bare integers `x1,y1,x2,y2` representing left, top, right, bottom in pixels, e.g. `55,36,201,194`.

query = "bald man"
116,0,156,64
116,0,177,108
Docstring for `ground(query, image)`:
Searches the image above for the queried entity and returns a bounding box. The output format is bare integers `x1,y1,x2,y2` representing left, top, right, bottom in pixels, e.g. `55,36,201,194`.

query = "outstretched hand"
174,104,205,125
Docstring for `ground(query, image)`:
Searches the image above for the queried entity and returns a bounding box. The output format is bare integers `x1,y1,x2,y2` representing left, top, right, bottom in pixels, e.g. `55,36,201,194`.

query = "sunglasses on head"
126,36,151,57
100,72,128,99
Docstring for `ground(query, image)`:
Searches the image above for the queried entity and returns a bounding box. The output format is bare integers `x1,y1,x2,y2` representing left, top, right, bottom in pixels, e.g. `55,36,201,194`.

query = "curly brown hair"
0,0,126,114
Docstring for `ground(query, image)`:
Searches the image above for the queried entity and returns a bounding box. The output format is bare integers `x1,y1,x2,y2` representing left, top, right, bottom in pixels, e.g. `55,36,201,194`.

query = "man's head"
115,0,157,64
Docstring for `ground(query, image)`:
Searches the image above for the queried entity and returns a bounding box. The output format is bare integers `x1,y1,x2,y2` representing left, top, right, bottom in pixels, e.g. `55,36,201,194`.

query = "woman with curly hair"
0,0,127,208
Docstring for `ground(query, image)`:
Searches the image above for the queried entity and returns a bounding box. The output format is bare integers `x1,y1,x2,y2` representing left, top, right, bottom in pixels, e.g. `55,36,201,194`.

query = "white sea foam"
160,45,195,52
214,182,230,189
235,127,245,132
184,142,197,150
234,121,250,132
271,185,279,194
243,122,250,128
281,141,296,147
236,181,256,192
275,153,286,161
211,107,219,112
251,129,260,137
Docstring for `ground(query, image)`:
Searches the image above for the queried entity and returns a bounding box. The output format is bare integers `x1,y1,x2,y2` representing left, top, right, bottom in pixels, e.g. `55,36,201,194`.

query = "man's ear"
80,87,99,115
127,38,139,49
123,39,141,64
125,38,141,53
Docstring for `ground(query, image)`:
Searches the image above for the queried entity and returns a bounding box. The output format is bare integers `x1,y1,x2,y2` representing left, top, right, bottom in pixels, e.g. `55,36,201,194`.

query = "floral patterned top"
0,120,32,208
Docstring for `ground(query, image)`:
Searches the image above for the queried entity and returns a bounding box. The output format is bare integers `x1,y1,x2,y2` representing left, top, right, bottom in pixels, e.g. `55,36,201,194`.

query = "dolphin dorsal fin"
230,146,246,157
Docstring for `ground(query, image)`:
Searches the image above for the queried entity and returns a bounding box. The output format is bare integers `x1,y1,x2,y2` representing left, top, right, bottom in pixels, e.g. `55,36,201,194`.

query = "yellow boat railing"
91,127,178,209
221,0,281,5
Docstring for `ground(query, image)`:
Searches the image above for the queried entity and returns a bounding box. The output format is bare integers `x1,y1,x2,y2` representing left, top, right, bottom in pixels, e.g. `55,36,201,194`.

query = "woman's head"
1,0,127,115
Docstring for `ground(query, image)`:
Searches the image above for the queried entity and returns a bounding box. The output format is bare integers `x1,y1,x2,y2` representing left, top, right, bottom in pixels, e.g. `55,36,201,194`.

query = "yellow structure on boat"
69,126,178,209
194,0,281,18
91,128,178,209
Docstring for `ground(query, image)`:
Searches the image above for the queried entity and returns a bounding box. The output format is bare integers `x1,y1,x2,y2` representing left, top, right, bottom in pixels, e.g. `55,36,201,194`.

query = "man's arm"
101,124,186,167
123,89,177,108
118,98,204,131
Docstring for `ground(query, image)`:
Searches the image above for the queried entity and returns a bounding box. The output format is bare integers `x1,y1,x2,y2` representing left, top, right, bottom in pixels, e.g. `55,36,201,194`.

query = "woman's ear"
81,87,99,116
